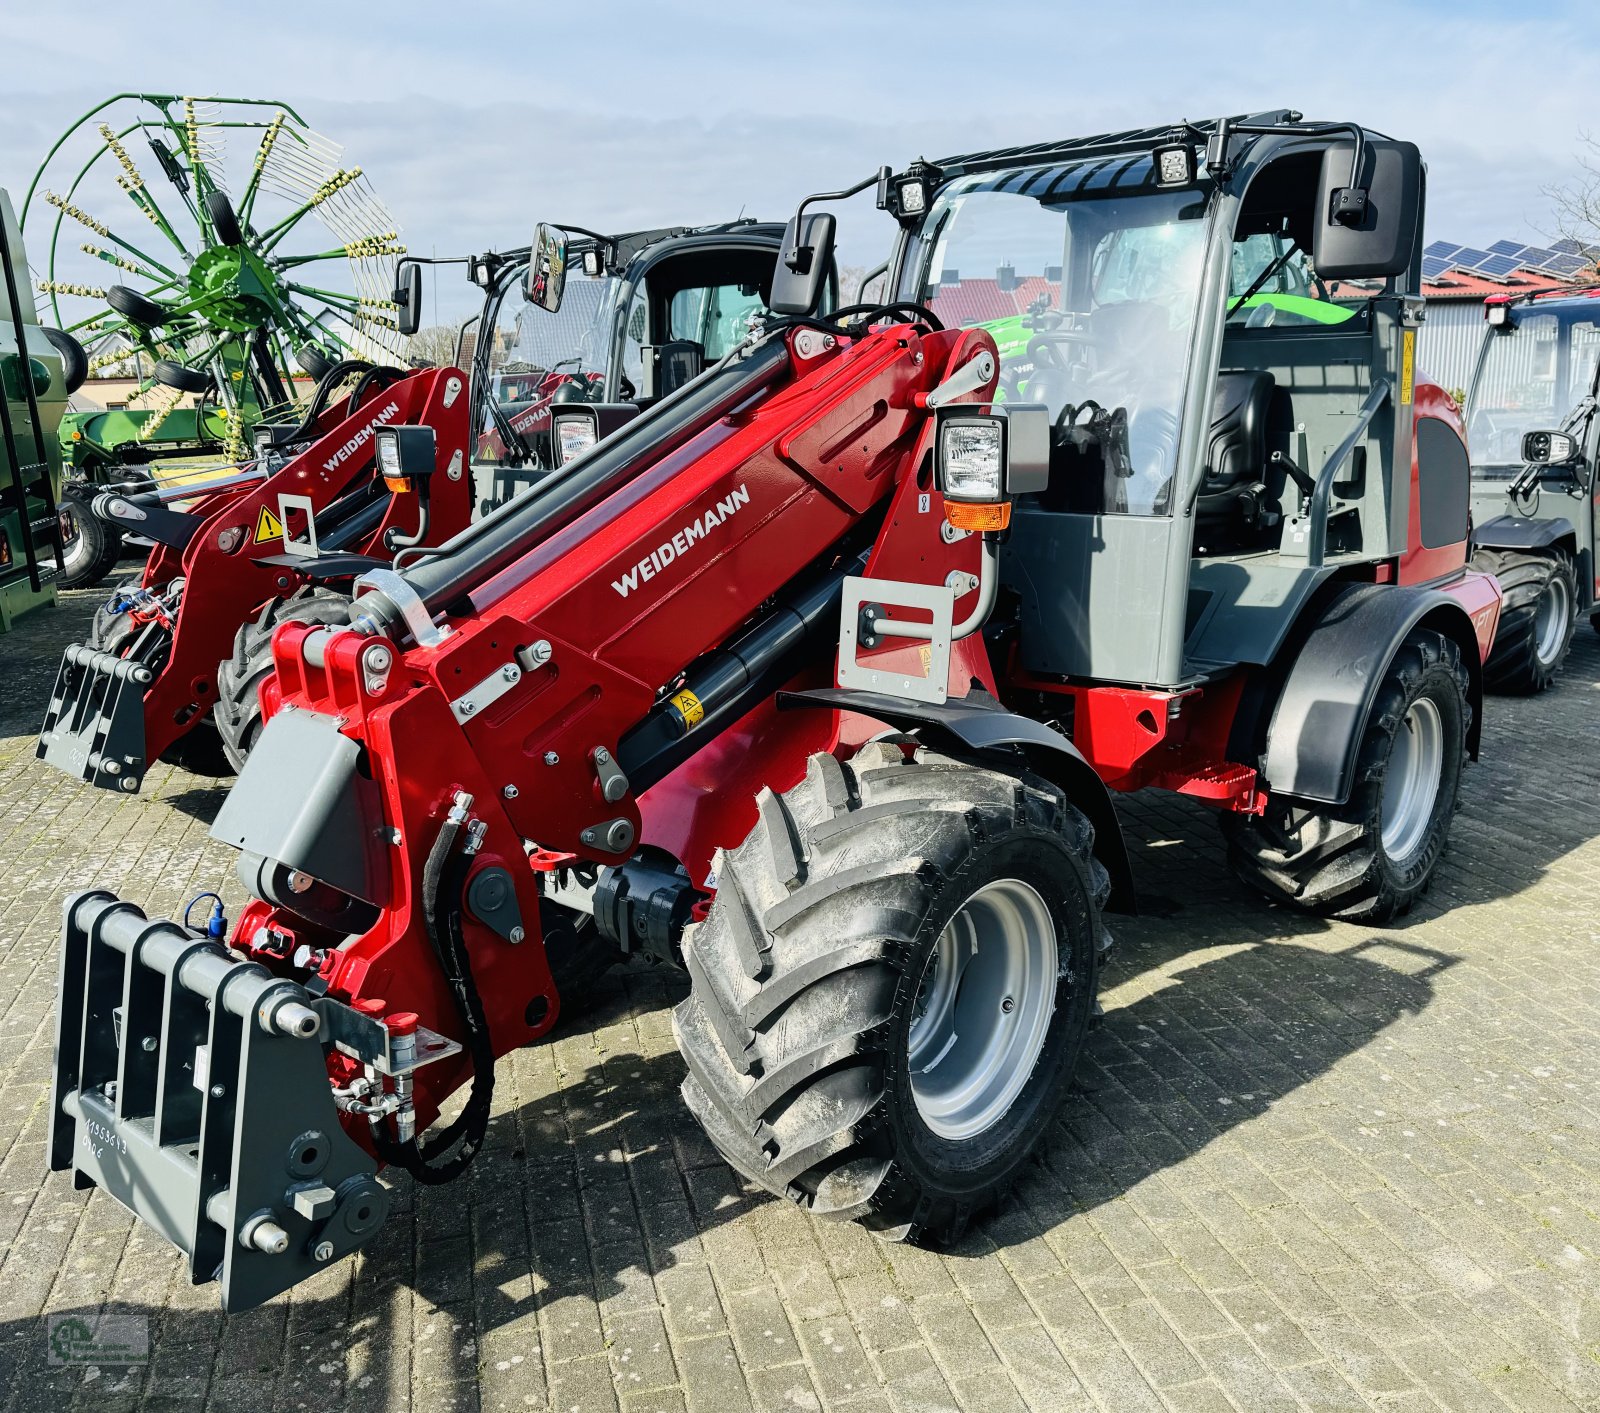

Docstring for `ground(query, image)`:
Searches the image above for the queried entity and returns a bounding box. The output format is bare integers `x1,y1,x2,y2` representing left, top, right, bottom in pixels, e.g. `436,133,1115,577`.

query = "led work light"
553,408,599,465
373,425,437,492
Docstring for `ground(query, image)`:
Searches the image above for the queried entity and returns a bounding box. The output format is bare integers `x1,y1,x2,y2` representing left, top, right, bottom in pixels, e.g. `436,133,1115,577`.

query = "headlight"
375,428,402,479
938,418,1005,502
554,412,597,465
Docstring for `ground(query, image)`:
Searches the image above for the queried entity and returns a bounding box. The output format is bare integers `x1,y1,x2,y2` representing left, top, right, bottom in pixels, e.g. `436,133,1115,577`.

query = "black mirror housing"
1521,429,1581,466
1312,137,1422,281
526,224,568,313
770,212,836,316
394,260,423,337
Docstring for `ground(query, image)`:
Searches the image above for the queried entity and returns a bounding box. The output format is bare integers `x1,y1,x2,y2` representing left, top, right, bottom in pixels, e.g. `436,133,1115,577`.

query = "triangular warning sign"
254,505,284,544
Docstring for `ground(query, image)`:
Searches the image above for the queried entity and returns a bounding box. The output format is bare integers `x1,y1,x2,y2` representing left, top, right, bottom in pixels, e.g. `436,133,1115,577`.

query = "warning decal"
670,688,705,730
254,505,284,544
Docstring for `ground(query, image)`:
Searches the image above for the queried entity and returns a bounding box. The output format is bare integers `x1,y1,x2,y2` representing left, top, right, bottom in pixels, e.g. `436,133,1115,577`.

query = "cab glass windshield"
906,158,1209,515
1467,308,1600,477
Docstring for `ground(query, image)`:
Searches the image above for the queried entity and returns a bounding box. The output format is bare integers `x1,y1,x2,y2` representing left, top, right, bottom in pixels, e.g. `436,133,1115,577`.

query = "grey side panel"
778,687,1135,914
1184,558,1337,669
210,708,386,905
1003,512,1177,686
1471,513,1577,553
1261,583,1478,805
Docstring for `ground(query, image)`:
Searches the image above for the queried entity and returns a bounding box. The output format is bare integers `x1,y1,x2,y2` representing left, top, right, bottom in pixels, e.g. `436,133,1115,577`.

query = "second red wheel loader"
36,362,472,791
49,114,1498,1311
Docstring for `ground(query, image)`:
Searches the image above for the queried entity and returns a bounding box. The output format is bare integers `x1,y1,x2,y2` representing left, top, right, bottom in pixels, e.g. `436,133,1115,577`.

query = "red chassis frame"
228,324,1497,1151
112,368,472,767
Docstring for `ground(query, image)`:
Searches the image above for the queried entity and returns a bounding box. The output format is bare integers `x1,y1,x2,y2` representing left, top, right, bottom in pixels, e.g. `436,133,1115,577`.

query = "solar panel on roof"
1421,256,1451,280
1477,254,1521,278
1453,248,1492,269
1515,245,1556,268
1425,240,1462,259
1553,239,1587,256
1488,239,1526,257
1545,253,1589,276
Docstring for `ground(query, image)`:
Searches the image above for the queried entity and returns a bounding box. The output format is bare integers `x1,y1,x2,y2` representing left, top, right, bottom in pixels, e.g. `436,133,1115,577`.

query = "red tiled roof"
925,277,1061,328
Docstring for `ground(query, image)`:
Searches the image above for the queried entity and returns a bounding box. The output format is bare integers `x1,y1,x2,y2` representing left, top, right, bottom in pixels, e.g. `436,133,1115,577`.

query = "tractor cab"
441,220,810,510
1464,290,1600,679
885,115,1465,692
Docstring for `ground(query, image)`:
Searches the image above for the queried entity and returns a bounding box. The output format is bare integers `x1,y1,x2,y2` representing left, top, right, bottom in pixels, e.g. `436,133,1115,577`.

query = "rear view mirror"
1522,429,1580,466
769,212,836,316
1311,138,1422,281
526,224,568,313
394,260,423,337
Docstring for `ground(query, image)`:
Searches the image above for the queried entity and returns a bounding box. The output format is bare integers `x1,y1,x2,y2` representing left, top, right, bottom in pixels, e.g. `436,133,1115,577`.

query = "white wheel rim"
1534,573,1571,667
1380,696,1444,863
908,878,1059,1141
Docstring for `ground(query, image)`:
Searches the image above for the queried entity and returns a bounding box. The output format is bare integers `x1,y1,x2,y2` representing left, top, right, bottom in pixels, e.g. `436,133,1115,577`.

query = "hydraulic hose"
370,808,496,1184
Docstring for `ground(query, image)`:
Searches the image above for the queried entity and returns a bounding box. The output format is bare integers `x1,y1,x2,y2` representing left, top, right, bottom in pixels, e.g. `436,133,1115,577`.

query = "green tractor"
0,188,75,630
23,94,411,587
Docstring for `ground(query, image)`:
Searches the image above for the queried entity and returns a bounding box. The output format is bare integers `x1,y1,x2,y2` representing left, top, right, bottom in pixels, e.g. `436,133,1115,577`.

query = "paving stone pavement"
3,579,1600,1413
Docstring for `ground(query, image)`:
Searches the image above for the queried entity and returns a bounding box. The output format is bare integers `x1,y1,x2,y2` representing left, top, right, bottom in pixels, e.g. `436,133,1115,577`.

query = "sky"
3,0,1597,327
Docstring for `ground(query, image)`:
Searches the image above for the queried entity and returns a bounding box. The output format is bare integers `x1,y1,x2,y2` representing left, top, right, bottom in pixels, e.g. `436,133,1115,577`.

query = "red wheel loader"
35,360,473,791
49,114,1499,1311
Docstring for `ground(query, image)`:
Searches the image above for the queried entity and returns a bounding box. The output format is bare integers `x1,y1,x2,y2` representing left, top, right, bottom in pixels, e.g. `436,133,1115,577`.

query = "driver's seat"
1194,370,1275,548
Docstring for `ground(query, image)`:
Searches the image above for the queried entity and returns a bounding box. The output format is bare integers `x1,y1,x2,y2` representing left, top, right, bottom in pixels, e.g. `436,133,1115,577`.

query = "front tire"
214,588,355,771
1474,547,1575,693
1225,628,1469,922
56,488,124,589
674,743,1110,1243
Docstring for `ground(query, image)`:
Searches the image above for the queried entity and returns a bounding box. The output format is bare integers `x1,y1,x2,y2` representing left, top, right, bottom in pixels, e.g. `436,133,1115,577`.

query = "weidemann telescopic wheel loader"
50,113,1499,1311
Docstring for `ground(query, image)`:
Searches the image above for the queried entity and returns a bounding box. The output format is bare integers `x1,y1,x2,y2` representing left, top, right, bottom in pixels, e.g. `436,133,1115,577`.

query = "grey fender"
1473,514,1577,554
778,687,1135,914
1261,582,1483,807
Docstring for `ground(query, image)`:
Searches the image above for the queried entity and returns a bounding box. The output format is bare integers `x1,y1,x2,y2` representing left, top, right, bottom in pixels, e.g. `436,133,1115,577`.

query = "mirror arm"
786,171,888,272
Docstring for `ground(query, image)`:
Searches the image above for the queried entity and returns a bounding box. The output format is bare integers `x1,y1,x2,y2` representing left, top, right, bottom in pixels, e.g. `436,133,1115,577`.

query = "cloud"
4,0,1597,325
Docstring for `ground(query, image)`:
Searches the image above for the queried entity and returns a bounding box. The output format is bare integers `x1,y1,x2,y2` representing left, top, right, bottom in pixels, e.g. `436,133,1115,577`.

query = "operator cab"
892,115,1446,687
450,221,822,511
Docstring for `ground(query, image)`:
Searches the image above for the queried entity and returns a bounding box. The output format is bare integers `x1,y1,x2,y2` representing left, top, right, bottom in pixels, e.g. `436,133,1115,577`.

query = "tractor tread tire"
1473,546,1575,694
106,284,165,328
1224,628,1469,923
673,743,1110,1245
214,588,354,772
56,487,124,590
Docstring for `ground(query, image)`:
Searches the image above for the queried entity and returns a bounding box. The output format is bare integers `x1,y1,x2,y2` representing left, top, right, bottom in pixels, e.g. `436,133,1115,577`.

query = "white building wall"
1417,301,1487,398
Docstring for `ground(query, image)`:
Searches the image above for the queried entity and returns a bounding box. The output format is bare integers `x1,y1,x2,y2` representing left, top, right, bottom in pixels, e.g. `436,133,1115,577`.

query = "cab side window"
669,281,767,360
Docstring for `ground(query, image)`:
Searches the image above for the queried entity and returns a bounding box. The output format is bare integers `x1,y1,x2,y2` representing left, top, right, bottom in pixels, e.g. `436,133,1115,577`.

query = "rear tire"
214,588,355,771
1225,628,1469,922
56,487,124,589
1473,547,1575,693
674,743,1110,1243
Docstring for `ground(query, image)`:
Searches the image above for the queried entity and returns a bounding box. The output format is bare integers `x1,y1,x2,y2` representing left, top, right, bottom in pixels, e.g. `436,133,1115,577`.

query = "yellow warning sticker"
670,687,705,730
254,504,284,544
1400,329,1415,406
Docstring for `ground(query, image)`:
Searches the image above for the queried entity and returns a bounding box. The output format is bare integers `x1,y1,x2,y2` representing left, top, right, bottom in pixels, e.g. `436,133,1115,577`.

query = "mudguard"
1261,582,1485,807
1473,514,1576,553
779,686,1135,914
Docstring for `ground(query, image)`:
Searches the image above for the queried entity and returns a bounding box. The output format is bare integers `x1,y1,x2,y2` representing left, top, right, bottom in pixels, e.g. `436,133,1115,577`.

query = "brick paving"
2,579,1599,1412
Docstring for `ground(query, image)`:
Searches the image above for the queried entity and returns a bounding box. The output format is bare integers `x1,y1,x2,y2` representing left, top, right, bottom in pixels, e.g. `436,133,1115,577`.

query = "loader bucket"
50,892,390,1313
36,644,151,792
